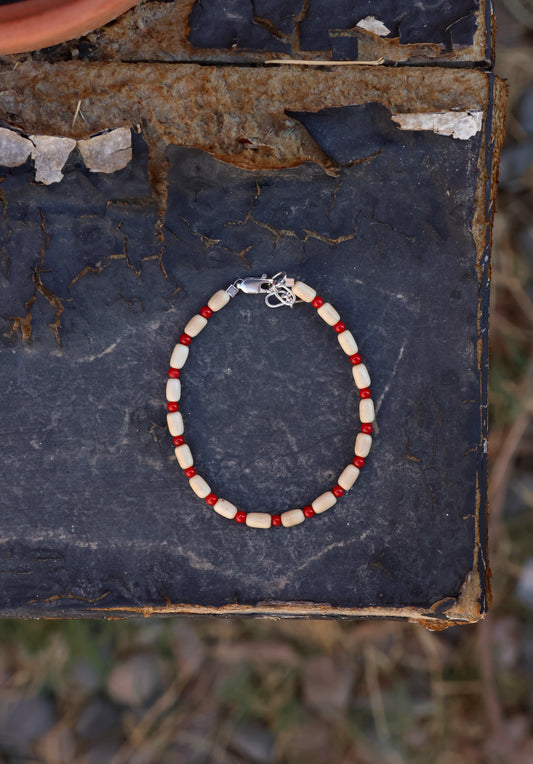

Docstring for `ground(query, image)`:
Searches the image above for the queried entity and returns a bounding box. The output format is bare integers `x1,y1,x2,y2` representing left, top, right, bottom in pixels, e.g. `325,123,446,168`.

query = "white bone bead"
246,512,272,529
360,398,375,423
312,491,337,514
166,378,181,402
184,314,207,337
338,464,360,490
292,281,316,302
281,509,305,527
352,363,371,389
338,330,358,355
189,474,211,498
355,433,372,458
317,302,340,326
175,444,193,469
214,498,237,519
167,411,184,436
207,290,230,312
170,343,189,369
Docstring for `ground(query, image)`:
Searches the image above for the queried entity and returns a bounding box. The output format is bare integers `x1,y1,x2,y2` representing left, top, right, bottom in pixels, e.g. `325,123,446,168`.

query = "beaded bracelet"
166,273,375,529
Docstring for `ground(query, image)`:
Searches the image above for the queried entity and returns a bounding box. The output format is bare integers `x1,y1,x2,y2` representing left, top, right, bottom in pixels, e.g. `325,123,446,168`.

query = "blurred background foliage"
1,1,533,762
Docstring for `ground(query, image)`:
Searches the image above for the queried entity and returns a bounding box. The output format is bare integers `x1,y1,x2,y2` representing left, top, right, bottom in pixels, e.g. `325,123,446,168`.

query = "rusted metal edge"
467,73,508,618
6,573,484,631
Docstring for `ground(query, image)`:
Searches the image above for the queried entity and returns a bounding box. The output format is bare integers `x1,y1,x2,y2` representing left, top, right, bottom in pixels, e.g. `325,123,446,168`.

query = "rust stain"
26,590,111,605
0,62,499,223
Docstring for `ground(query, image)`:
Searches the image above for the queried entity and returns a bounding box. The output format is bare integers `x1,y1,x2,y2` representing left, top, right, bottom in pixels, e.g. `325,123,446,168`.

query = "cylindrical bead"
292,281,316,302
170,343,189,369
213,498,237,519
338,464,360,491
175,444,193,469
165,378,181,402
184,314,207,337
207,290,230,312
167,411,184,436
246,512,272,529
317,302,340,326
360,398,375,423
281,509,305,527
338,330,358,356
355,433,372,458
189,474,211,498
312,491,337,514
352,363,371,389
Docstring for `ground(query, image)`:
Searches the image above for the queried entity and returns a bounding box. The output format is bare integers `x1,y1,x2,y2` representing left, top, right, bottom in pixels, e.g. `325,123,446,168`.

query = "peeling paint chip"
356,16,391,36
0,127,32,166
391,111,483,141
77,127,132,174
29,135,76,184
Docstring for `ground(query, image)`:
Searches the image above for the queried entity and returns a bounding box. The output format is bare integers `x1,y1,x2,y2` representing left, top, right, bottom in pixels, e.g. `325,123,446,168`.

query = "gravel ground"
1,2,532,762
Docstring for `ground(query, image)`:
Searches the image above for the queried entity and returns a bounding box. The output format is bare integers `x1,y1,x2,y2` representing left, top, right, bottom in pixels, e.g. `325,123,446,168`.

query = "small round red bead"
334,321,346,334
271,514,282,526
303,505,315,518
332,485,344,498
179,333,192,345
168,367,180,378
205,493,218,506
235,511,247,523
361,424,373,434
167,402,179,412
359,388,371,399
350,354,362,365
312,296,324,309
184,467,196,478
353,457,365,468
200,306,212,319
173,435,185,446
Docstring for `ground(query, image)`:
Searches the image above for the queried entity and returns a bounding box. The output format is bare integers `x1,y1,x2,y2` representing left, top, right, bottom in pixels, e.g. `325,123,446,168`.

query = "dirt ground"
0,2,532,762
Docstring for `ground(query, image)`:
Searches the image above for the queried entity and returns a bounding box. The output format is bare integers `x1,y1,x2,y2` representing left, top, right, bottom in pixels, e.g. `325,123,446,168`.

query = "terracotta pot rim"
0,0,142,54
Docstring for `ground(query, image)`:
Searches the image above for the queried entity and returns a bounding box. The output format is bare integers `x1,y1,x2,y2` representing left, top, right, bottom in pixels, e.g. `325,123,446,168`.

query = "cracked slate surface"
5,0,491,67
188,0,480,54
0,101,488,614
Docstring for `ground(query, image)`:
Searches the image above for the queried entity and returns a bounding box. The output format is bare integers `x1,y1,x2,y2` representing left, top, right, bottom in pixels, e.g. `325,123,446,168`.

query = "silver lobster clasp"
228,272,299,308
237,275,273,294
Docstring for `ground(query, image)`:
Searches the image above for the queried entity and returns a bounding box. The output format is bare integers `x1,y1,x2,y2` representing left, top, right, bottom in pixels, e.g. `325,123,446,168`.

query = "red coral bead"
200,306,212,319
271,514,282,526
184,467,196,478
312,296,324,309
332,485,344,498
350,354,362,365
353,457,365,468
168,367,180,378
205,493,218,506
359,388,371,399
173,435,185,446
179,333,192,345
167,402,179,412
235,511,247,523
361,424,373,434
334,321,346,334
303,506,315,518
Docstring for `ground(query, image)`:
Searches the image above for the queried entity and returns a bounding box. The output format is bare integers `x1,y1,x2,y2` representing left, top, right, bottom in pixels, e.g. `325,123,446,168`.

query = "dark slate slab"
188,0,481,56
0,95,491,622
7,0,492,68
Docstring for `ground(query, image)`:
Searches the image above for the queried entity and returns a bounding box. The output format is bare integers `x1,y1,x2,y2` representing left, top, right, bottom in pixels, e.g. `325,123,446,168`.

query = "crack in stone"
9,209,65,344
